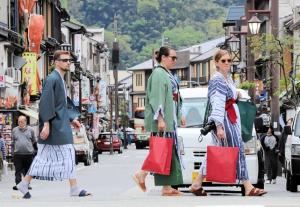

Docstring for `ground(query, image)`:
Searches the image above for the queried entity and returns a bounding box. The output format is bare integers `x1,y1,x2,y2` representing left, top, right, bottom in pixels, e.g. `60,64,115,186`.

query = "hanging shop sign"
72,81,79,106
81,76,90,104
22,52,38,96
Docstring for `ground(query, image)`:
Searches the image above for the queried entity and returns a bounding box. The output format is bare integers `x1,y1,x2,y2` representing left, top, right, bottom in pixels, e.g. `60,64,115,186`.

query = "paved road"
0,145,300,207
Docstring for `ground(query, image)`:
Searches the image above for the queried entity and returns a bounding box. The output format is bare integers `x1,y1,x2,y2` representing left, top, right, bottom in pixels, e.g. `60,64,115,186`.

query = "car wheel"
286,170,298,192
93,151,99,163
135,143,142,149
84,154,92,166
118,147,123,154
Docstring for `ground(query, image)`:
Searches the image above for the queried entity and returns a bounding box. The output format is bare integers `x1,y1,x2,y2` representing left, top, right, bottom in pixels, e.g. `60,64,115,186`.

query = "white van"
284,106,300,192
176,87,264,194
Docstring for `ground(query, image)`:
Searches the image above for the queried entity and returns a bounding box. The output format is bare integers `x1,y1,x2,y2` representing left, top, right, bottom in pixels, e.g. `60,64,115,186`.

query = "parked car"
95,132,123,154
72,125,98,166
284,107,300,192
174,87,264,195
134,133,150,149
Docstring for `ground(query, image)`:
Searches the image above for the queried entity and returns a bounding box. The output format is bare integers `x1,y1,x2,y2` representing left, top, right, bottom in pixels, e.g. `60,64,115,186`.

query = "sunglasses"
58,59,72,63
169,56,177,61
220,59,232,63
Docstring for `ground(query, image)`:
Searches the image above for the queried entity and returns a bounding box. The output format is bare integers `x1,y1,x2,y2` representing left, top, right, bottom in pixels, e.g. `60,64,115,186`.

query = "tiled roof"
226,6,245,21
128,51,190,71
191,48,218,62
128,37,225,71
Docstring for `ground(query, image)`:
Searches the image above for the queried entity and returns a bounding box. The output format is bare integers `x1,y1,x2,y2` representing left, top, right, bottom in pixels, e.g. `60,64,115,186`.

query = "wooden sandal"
190,187,207,196
162,189,183,196
246,187,267,196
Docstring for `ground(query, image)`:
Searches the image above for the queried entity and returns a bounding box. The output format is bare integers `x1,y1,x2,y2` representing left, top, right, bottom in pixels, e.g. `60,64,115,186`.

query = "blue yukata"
200,71,249,181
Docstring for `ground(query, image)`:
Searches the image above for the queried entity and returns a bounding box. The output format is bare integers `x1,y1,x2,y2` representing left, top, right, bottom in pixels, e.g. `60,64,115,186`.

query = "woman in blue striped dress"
189,49,267,196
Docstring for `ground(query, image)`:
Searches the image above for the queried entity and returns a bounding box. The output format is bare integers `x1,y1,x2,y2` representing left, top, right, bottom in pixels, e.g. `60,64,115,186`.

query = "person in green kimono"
133,46,186,196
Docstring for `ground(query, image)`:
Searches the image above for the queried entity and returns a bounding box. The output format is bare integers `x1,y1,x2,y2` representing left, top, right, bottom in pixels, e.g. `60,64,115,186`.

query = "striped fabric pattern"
200,72,249,181
27,144,76,181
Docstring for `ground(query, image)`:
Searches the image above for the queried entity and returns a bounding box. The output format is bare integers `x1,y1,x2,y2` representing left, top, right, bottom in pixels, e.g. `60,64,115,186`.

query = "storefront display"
0,112,13,157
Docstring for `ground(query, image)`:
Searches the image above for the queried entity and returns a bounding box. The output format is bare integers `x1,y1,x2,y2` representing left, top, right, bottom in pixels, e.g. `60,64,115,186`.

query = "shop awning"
18,108,39,120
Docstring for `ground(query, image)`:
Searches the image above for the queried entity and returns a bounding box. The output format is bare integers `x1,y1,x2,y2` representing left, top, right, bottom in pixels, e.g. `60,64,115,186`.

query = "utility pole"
112,13,119,131
109,86,114,155
270,0,280,131
246,0,255,100
122,83,127,149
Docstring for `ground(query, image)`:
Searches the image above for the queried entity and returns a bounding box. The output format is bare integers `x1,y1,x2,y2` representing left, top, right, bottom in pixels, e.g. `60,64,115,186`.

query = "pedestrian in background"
16,50,91,199
261,126,279,184
133,46,186,196
279,118,293,166
0,132,7,180
12,115,36,190
190,49,267,196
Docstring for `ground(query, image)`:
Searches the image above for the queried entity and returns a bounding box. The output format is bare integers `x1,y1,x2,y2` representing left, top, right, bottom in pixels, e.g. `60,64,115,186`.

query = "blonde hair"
213,49,230,62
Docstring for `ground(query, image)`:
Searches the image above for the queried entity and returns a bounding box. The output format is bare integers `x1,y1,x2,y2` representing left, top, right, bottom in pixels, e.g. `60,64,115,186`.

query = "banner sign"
22,52,38,96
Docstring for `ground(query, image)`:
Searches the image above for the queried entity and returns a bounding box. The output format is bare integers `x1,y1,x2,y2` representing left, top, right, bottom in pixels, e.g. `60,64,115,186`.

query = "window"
295,113,300,137
51,4,61,41
137,97,145,107
182,97,207,126
202,62,207,77
136,73,143,86
196,64,200,78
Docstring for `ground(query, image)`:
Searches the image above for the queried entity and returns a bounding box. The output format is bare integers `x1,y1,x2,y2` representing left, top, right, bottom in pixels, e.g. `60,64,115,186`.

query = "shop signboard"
74,34,81,62
72,81,79,106
99,80,107,108
81,76,90,104
22,52,38,96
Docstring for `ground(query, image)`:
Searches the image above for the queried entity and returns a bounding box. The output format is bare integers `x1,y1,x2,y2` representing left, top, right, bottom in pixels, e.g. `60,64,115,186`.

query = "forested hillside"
64,0,244,68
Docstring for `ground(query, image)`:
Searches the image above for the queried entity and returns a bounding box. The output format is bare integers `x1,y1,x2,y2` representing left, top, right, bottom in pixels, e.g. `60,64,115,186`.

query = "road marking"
195,206,265,207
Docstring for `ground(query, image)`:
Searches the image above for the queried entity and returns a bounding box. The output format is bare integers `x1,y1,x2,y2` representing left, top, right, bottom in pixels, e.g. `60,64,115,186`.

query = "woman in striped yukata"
133,46,186,196
189,49,267,196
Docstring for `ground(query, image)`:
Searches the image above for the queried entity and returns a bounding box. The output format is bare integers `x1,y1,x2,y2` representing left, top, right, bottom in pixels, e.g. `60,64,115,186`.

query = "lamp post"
248,13,262,35
247,1,280,131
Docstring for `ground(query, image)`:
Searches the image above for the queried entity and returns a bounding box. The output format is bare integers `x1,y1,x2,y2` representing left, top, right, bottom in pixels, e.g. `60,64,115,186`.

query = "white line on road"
195,206,265,207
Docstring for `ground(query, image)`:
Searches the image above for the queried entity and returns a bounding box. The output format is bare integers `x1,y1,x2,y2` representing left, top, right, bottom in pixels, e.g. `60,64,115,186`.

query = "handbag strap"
158,132,167,138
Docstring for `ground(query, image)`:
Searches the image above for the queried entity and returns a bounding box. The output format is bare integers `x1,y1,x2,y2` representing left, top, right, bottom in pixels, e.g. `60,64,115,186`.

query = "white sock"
17,180,29,195
70,185,80,196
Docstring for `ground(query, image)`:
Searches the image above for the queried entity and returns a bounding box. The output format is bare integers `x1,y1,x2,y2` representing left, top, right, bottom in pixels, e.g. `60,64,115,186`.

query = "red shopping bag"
141,135,173,175
206,146,239,183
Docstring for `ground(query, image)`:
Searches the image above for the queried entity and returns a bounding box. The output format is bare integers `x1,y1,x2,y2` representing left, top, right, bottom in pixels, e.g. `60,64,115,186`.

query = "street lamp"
228,35,241,66
248,13,262,35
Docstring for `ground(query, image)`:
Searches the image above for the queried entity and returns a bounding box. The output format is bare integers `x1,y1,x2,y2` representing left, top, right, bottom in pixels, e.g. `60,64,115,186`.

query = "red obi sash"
173,93,179,102
225,98,237,124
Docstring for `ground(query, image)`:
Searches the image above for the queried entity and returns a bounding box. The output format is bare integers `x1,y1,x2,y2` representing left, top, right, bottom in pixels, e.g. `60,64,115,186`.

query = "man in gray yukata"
17,50,91,199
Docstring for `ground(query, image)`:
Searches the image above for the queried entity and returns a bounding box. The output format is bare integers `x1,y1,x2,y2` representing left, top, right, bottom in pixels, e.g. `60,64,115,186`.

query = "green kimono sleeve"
147,69,167,119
